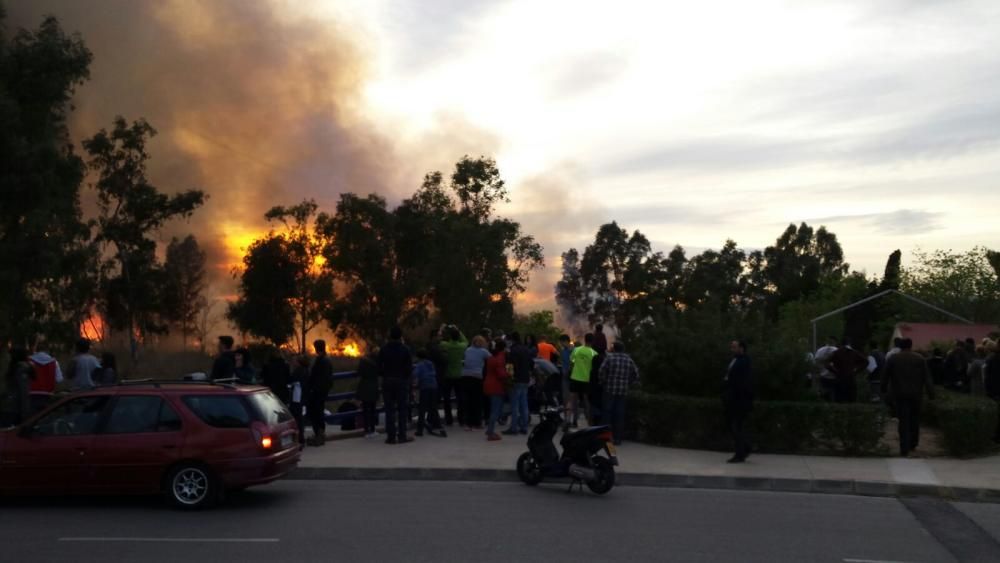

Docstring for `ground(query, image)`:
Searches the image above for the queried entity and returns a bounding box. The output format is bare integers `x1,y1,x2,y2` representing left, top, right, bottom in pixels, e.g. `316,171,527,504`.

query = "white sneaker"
366,432,378,439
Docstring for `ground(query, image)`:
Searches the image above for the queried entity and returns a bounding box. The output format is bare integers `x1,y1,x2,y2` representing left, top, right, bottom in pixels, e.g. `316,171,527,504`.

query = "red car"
0,381,300,509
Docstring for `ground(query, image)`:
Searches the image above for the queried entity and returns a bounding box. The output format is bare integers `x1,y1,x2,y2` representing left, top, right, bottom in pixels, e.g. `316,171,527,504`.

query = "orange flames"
339,341,362,357
80,313,105,342
222,227,327,273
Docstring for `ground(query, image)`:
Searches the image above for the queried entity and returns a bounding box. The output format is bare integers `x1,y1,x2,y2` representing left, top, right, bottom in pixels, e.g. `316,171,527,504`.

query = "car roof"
74,382,268,396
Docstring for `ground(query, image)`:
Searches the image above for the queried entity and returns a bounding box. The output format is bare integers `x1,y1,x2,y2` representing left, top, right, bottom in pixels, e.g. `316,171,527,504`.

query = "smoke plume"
6,0,488,297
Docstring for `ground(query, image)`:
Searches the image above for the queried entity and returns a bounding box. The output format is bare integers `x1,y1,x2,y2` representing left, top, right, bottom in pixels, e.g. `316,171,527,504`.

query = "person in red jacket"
483,340,510,441
28,350,63,392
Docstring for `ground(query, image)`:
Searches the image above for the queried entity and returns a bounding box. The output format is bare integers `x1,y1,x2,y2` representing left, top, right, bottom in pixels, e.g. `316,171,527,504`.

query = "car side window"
158,400,182,432
33,396,110,436
105,396,163,434
181,395,251,428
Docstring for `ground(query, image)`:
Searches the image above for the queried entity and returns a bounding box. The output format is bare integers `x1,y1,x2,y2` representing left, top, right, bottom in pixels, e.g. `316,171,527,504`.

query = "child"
413,349,445,437
289,355,309,447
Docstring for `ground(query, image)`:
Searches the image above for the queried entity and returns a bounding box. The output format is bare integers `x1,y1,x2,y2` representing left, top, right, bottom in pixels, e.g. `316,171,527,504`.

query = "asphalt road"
2,480,999,562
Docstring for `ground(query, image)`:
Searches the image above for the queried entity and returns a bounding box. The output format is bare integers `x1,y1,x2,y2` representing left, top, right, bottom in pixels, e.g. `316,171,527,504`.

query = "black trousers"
461,376,483,427
418,389,442,431
895,395,923,455
382,377,410,441
306,393,328,441
833,377,857,403
440,378,461,425
725,404,752,459
362,400,377,434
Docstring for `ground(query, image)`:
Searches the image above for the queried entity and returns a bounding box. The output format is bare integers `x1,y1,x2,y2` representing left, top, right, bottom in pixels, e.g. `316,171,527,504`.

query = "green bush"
627,393,730,450
628,391,887,455
923,389,998,457
813,403,887,455
628,308,814,402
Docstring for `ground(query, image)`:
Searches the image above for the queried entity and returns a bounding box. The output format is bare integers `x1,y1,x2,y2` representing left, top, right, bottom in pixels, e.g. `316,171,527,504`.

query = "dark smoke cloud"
6,0,408,297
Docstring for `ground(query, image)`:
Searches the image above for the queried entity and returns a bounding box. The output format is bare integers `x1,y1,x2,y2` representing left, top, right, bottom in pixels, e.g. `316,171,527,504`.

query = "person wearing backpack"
28,349,63,392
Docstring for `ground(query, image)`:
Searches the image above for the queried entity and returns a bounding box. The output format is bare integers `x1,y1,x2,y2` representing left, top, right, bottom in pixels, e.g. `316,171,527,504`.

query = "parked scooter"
516,406,617,494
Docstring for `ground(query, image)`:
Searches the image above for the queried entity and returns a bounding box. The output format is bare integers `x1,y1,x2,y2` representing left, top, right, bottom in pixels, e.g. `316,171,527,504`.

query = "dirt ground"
878,417,947,457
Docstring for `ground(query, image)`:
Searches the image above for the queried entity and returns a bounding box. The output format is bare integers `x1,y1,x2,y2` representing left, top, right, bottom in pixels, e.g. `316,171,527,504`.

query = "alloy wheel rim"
173,468,208,504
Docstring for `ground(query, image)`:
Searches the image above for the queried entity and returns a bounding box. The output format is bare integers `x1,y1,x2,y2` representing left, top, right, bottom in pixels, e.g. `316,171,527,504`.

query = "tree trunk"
300,301,307,355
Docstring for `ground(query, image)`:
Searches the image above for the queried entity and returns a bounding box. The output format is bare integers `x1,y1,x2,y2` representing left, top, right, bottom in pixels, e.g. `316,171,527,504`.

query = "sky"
7,0,1000,312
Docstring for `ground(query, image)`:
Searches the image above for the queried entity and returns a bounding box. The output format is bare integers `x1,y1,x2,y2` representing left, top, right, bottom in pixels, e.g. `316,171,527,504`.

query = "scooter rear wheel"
516,452,543,486
586,456,615,495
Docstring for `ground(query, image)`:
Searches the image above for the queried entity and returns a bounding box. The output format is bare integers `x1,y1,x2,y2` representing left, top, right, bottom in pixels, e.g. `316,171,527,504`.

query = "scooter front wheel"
586,456,615,495
516,452,543,486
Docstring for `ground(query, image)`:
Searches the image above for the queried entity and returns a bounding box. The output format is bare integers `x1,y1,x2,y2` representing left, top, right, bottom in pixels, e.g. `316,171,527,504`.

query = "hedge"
922,389,998,457
627,392,888,455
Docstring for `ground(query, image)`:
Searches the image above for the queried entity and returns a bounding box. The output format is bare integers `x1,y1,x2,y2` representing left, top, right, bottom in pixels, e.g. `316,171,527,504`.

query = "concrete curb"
287,466,1000,502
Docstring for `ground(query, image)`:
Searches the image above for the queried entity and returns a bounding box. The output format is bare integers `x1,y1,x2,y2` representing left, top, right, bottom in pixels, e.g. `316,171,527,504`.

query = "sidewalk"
289,425,1000,502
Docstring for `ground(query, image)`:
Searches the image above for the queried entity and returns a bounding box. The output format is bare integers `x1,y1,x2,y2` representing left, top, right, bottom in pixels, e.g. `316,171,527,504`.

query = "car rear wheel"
167,463,217,510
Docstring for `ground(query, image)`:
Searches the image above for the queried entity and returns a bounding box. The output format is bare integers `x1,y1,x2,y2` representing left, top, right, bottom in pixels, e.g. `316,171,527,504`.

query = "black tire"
516,452,543,486
166,463,217,510
586,456,615,495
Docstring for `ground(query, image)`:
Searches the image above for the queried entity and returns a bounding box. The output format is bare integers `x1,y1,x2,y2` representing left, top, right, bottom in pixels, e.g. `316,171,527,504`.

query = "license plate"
606,443,617,456
281,434,294,448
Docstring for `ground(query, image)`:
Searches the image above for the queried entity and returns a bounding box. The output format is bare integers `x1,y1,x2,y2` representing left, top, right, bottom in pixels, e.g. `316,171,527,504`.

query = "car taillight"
597,431,613,442
251,422,273,450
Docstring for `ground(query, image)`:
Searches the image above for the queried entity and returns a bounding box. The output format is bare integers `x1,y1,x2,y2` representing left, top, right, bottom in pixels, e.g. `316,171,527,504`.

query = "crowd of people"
205,323,642,449
347,323,641,446
806,335,1000,456
7,324,999,464
1,338,117,426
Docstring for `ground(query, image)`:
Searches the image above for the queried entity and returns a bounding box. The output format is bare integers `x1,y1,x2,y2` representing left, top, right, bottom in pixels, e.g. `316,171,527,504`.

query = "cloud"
808,209,945,235
545,50,630,99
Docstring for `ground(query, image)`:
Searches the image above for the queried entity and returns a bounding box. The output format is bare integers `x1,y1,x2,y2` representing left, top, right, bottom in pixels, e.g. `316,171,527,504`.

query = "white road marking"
58,537,279,543
844,558,915,563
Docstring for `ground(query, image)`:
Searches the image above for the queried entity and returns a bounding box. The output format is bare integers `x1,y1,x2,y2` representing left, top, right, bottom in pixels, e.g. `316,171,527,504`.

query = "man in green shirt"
438,325,468,426
565,333,598,429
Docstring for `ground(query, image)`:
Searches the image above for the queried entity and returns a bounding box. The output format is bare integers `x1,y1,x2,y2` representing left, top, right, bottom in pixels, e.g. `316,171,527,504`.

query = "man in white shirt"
814,337,839,400
66,338,100,391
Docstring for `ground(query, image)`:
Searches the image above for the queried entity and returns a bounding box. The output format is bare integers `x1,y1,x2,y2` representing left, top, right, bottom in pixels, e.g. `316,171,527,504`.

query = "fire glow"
338,342,361,357
80,314,105,342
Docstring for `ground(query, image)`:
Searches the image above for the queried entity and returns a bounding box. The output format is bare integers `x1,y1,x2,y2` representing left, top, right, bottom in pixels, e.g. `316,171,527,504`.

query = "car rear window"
181,395,251,428
246,391,293,425
105,396,163,434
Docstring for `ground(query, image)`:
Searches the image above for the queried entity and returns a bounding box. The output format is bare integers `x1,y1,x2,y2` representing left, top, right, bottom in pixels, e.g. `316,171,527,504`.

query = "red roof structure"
892,323,998,351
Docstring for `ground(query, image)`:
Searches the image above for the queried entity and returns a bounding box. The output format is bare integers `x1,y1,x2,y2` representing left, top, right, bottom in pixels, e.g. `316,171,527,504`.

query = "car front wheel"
166,463,217,510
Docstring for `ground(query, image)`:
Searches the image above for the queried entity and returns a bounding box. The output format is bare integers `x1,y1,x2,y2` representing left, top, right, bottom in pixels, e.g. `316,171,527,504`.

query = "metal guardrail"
324,370,381,425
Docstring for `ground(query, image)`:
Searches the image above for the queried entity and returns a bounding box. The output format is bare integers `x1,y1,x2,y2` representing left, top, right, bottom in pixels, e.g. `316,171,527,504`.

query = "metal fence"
324,370,377,425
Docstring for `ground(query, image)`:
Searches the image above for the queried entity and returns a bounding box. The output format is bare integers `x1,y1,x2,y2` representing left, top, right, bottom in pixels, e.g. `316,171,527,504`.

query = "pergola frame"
809,289,973,351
